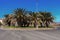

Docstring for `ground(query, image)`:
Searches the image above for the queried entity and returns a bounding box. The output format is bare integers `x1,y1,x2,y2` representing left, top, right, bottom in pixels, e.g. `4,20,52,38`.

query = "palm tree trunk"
45,21,49,27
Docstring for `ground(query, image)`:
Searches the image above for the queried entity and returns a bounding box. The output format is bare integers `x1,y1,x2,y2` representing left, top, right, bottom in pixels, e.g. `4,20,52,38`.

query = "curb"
0,28,55,31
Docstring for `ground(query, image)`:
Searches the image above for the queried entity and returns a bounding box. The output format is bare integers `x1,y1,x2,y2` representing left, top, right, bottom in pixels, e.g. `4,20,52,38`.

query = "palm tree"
14,8,28,27
4,14,14,26
0,22,2,26
44,12,54,27
38,12,45,27
29,12,38,28
38,12,54,27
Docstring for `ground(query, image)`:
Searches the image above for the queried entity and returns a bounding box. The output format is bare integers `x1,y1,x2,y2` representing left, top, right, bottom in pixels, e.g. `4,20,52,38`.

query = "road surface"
0,28,60,40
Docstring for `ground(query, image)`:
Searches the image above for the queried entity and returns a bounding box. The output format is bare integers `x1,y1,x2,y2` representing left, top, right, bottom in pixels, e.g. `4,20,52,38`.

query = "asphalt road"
0,28,60,40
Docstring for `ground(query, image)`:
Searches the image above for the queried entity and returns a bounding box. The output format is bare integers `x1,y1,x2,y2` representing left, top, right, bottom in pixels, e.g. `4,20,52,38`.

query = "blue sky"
0,0,60,22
